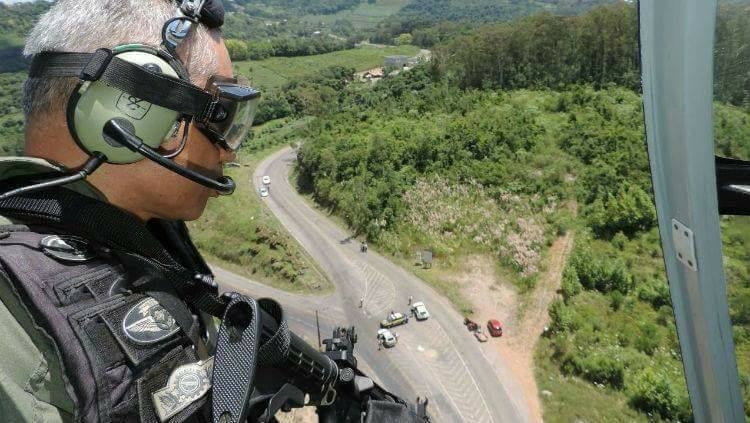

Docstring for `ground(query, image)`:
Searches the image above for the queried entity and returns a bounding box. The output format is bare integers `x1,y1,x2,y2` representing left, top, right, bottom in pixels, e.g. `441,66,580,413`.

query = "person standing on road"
360,297,364,308
408,295,413,306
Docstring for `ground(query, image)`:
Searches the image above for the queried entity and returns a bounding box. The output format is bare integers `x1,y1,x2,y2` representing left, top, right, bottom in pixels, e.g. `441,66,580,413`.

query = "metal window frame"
640,0,743,421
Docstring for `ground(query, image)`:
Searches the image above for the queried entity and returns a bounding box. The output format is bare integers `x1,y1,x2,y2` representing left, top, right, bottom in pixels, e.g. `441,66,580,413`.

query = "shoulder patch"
122,297,179,345
40,235,97,262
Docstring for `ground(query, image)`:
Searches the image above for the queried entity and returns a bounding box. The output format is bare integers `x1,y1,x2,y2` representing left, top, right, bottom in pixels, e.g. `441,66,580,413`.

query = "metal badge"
122,297,179,345
153,356,214,422
40,235,97,262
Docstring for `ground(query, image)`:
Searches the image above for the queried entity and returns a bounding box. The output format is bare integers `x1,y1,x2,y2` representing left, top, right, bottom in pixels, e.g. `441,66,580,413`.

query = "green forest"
291,3,750,421
2,0,750,421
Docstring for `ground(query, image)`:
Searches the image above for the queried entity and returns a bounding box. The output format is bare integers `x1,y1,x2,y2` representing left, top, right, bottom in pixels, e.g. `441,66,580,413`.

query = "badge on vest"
153,356,214,422
122,297,179,345
40,235,97,262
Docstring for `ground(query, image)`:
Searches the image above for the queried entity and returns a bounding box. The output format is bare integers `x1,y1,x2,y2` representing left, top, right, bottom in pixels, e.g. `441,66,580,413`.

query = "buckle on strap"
80,48,114,81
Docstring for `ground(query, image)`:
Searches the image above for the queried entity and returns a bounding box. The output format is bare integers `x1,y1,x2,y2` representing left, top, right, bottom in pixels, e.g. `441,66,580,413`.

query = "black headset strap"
29,50,216,121
0,185,227,316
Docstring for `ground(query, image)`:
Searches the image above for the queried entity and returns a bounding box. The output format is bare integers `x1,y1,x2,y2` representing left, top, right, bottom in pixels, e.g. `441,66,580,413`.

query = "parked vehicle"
487,319,503,337
260,187,269,198
464,318,478,332
474,327,488,342
380,311,409,328
262,175,271,185
377,328,398,347
411,301,430,320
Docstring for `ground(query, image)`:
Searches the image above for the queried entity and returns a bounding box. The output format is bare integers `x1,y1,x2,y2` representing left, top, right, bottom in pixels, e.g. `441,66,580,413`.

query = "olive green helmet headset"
0,0,260,201
67,45,186,165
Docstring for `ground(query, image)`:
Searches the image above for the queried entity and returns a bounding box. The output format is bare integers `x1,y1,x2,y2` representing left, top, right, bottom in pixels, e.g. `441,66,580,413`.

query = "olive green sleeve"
0,272,75,422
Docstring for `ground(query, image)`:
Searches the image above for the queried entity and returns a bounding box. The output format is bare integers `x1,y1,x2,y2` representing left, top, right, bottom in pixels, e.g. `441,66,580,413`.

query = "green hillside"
235,44,420,93
400,0,616,23
289,3,750,420
301,0,413,29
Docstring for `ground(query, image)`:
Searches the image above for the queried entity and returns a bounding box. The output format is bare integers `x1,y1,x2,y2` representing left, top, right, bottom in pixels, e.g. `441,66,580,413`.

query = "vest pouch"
53,264,116,305
0,227,207,422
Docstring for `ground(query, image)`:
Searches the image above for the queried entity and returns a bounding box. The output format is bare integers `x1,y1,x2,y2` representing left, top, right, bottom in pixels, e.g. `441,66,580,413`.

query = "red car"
487,319,503,337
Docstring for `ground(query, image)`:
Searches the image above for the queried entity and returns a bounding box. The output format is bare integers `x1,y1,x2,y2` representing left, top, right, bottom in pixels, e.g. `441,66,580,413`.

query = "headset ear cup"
67,48,183,164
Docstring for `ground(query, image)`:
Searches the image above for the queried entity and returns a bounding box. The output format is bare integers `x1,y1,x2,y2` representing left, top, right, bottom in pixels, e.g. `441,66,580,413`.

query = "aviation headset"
8,0,259,198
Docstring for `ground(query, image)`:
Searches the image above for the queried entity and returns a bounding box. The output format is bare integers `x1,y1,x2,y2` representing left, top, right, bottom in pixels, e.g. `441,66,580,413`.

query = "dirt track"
462,234,574,423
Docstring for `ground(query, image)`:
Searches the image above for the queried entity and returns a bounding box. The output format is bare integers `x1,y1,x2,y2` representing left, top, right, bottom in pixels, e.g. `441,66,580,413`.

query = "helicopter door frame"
640,0,743,421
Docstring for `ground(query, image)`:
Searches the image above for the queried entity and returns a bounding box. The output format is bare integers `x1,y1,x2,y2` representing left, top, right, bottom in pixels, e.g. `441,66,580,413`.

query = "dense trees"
0,72,25,155
399,0,615,24
254,65,355,124
224,36,355,61
432,3,639,91
715,3,750,109
233,0,362,15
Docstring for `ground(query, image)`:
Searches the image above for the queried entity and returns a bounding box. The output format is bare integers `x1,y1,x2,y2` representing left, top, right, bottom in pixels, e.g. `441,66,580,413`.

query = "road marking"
432,322,495,422
255,147,517,422
399,332,464,422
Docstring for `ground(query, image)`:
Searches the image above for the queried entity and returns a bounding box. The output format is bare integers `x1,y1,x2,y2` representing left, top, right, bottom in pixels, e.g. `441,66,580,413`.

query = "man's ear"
158,120,190,153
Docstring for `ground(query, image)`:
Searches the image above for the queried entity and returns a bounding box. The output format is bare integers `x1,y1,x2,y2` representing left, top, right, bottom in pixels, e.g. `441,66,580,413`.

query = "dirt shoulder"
460,233,574,423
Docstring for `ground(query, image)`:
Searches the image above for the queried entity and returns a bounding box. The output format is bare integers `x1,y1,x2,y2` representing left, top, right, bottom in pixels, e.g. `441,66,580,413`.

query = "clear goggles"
195,75,261,152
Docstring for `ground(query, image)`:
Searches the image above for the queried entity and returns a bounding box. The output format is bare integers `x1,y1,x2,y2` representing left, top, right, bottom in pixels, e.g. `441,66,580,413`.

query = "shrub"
549,298,577,333
561,266,582,303
570,244,633,294
627,368,691,421
634,323,661,355
610,290,624,311
612,231,628,250
637,278,672,309
563,351,625,389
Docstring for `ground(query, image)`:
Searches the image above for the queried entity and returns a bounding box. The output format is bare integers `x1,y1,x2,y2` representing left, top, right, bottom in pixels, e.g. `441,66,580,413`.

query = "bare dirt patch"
276,406,318,423
458,234,574,423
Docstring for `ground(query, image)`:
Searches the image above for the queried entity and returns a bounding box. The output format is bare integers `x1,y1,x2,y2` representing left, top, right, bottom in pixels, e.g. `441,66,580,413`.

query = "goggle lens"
196,75,260,152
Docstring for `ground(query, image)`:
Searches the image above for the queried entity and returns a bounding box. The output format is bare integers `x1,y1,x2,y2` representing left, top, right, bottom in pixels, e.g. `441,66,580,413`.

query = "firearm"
227,302,430,422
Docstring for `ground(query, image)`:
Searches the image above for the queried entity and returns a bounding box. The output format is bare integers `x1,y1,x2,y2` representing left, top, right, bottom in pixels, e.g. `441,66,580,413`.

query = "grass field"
234,44,421,94
301,0,413,29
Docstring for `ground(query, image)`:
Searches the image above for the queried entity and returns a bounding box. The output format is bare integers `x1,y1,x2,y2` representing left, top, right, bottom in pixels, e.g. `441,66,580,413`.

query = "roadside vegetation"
188,117,331,294
292,3,750,420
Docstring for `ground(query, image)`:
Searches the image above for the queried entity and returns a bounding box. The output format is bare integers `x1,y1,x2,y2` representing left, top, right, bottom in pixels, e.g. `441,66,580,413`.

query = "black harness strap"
0,186,299,423
0,187,227,317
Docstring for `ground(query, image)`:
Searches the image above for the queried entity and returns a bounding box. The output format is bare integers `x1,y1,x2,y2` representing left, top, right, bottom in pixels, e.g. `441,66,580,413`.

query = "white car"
262,175,271,185
377,328,398,347
259,187,269,198
411,301,430,320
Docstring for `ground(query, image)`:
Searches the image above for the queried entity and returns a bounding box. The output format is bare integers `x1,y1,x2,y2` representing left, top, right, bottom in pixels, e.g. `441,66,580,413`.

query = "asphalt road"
214,147,529,422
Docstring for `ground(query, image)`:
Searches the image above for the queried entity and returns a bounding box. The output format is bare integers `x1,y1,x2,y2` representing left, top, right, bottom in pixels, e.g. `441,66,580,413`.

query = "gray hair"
22,0,219,121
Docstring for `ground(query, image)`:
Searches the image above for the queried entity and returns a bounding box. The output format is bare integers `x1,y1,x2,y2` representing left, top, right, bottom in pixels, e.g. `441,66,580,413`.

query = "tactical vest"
0,225,212,423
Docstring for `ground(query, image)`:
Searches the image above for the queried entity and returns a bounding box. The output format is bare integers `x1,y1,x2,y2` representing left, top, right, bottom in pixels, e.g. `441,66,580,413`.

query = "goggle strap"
30,51,214,121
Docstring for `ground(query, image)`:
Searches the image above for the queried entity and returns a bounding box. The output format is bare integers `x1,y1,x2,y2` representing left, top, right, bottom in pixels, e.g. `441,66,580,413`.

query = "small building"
360,67,384,83
364,68,384,79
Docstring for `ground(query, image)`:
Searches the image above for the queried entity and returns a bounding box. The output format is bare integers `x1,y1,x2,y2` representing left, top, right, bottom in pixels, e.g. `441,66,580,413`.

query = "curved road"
214,147,529,422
